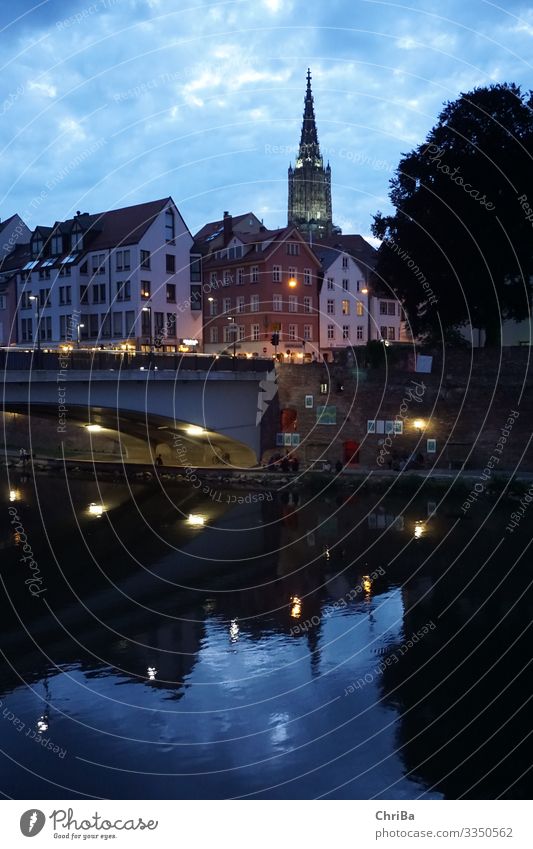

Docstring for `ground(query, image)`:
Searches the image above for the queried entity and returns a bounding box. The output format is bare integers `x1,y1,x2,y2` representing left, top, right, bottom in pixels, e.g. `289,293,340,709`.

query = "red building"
195,213,323,361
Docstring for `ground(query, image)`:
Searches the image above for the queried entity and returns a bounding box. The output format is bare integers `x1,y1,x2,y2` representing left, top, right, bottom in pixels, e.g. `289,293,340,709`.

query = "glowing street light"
187,513,206,527
88,502,106,517
288,278,297,288
186,425,205,436
85,424,102,432
413,419,426,431
414,521,425,539
290,595,302,618
28,295,41,352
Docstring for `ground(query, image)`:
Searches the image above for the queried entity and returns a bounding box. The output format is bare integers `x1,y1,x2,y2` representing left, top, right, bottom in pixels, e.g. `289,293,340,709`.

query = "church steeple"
288,70,337,239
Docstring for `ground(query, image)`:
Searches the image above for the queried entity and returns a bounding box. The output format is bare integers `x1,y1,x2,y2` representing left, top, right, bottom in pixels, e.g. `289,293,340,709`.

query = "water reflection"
0,468,531,799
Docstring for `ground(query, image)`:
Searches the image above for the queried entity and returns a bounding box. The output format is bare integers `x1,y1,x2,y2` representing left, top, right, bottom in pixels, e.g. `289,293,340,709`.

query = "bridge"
1,351,278,468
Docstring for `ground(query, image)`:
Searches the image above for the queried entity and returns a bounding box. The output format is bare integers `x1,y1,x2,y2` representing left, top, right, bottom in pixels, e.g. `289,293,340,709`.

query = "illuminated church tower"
288,69,337,239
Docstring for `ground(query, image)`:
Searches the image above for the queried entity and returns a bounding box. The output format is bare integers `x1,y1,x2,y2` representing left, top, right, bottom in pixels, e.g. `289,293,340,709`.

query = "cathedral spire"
299,68,320,157
288,69,336,238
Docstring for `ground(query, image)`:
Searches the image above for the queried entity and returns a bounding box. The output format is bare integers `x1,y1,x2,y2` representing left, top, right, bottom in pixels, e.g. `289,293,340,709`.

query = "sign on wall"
316,406,336,425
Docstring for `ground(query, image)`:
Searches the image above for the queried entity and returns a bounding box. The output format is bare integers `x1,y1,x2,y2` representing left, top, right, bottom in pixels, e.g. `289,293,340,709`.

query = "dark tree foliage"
372,84,533,345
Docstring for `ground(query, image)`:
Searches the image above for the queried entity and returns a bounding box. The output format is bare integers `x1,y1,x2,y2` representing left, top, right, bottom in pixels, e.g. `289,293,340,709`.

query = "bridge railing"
0,349,275,374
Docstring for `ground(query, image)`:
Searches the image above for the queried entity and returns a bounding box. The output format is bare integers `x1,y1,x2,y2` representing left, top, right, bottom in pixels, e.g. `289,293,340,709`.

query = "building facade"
0,215,31,346
288,70,337,240
12,198,201,351
196,214,323,360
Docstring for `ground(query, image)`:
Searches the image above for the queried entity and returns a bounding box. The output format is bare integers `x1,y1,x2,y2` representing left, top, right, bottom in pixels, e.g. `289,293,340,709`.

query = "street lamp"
227,316,236,358
141,306,153,351
77,322,84,348
28,295,40,352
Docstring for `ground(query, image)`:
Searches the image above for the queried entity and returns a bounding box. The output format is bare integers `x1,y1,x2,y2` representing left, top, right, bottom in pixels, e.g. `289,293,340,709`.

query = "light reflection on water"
0,475,531,799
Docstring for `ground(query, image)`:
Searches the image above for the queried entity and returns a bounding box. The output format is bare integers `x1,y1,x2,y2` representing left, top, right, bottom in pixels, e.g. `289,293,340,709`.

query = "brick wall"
275,348,533,470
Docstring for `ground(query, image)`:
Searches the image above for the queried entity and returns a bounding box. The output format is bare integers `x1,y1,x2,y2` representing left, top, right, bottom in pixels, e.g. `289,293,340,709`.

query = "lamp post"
77,322,84,348
227,316,236,358
361,283,371,345
28,295,40,352
142,306,153,352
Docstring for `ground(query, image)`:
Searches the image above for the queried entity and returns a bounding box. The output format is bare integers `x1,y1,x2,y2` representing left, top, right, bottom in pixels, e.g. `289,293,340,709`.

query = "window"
288,267,296,283
80,285,89,304
59,315,72,340
20,291,31,310
287,242,299,255
210,271,218,286
209,326,218,344
251,323,260,341
342,299,350,315
125,311,135,337
237,325,245,342
388,326,395,341
166,313,176,338
367,420,376,434
21,318,33,341
166,255,175,274
80,261,88,275
327,299,335,315
0,294,6,310
100,314,111,338
388,302,396,315
223,270,232,286
272,265,281,283
190,285,201,310
59,265,71,277
237,267,244,285
288,324,297,341
222,297,231,314
141,309,151,337
141,280,151,299
303,296,312,313
327,277,334,290
356,325,364,340
140,250,150,269
303,324,312,341
236,295,245,313
59,286,71,305
116,249,130,271
327,324,334,341
39,269,51,280
342,325,349,340
32,238,43,258
380,301,388,315
250,294,259,312
39,288,50,308
92,254,105,275
72,229,83,251
209,298,218,316
190,255,201,282
304,268,311,285
342,279,349,291
251,265,259,283
89,313,100,339
380,326,387,339
356,302,364,316
223,324,234,343
40,315,52,341
427,438,437,454
342,256,349,268
93,283,106,304
320,382,328,394
113,312,123,337
166,283,176,303
116,280,131,301
289,295,298,312
273,294,282,311
165,209,175,241
51,233,62,255
154,312,165,335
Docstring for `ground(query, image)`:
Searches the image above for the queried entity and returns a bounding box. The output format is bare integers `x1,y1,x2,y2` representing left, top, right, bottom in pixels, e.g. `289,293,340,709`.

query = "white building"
315,237,405,359
15,198,201,351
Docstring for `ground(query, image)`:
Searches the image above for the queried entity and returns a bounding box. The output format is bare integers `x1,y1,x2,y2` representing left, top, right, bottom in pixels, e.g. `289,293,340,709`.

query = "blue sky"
1,0,533,243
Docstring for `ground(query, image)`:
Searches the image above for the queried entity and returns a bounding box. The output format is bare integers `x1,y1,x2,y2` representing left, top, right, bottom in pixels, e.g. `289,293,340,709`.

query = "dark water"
1,468,532,799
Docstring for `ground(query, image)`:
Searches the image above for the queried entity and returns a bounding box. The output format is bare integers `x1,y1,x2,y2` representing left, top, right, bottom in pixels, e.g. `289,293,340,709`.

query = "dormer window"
32,238,43,258
72,229,83,251
51,233,62,255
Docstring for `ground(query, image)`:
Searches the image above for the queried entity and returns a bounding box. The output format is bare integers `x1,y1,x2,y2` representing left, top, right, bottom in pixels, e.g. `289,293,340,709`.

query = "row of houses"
0,198,407,361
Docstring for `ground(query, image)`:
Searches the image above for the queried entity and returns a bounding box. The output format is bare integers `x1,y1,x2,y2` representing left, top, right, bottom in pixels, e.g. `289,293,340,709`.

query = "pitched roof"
194,212,259,243
0,242,32,273
313,234,377,273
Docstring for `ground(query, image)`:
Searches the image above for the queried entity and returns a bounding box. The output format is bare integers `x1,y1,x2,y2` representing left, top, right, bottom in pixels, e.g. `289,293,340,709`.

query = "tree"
372,84,533,345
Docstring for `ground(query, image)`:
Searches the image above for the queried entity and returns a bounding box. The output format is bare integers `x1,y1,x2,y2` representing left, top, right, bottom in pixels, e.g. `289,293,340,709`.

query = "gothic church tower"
288,70,336,239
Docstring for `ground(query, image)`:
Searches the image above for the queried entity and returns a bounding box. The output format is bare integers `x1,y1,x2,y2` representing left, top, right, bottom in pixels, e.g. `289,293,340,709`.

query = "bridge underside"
1,405,257,469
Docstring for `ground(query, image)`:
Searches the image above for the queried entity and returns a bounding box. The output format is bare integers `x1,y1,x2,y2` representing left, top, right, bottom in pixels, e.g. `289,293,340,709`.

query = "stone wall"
275,347,533,471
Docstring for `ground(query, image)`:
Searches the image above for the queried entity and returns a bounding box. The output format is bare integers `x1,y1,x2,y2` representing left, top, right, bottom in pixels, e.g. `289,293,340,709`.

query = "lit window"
342,299,350,315
356,302,364,316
